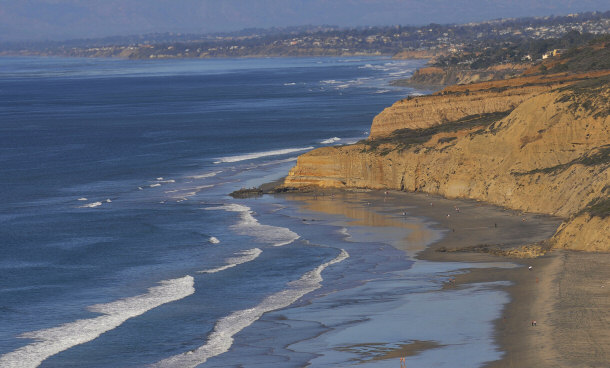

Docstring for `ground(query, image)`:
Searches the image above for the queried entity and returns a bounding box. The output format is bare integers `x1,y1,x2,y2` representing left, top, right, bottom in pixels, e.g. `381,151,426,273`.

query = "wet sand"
280,188,609,367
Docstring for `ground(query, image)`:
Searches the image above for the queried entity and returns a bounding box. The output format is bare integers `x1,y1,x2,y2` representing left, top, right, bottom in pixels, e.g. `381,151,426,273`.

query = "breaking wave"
206,204,299,247
153,250,349,368
0,276,195,368
214,147,313,164
198,248,262,274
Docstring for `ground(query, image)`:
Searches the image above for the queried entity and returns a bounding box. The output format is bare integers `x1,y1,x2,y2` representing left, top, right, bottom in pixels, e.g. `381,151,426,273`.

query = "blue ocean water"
0,56,508,367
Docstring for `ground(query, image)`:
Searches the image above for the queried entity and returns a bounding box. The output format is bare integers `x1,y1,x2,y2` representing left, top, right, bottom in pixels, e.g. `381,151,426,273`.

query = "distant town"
1,11,609,60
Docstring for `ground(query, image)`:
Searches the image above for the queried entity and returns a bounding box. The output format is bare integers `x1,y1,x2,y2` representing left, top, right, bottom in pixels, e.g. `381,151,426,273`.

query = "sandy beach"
280,188,609,367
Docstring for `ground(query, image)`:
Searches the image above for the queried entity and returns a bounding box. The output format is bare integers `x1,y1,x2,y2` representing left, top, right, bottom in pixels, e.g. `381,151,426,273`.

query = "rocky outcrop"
391,65,528,89
284,77,610,251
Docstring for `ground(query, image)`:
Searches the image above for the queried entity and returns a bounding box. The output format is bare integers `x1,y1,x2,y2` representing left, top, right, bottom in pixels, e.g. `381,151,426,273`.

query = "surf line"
153,249,349,368
198,248,262,274
213,146,314,164
206,204,300,247
0,276,195,368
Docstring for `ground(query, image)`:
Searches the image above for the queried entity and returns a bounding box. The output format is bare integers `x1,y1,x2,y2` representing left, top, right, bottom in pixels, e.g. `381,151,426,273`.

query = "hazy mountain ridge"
2,11,608,59
2,0,609,42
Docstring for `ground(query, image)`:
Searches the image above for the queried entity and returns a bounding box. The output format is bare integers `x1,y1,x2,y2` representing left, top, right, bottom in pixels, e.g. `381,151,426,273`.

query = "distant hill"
1,11,608,59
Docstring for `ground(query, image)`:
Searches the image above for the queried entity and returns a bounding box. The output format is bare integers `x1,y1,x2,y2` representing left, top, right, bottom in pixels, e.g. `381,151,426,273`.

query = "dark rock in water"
230,187,263,198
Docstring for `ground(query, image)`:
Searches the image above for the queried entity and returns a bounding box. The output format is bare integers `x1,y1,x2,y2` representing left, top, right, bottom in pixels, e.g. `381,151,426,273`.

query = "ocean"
1,56,509,367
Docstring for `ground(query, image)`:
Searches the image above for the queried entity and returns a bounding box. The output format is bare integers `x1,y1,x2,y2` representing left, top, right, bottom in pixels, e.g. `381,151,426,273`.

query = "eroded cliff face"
372,70,610,139
551,214,609,252
285,78,610,251
370,85,546,138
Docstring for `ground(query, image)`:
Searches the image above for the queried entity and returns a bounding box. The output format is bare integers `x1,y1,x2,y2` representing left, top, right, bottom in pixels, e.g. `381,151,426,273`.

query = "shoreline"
274,187,609,367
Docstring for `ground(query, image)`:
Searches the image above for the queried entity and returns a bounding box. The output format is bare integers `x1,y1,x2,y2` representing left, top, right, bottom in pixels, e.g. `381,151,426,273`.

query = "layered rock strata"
284,77,610,251
372,70,610,138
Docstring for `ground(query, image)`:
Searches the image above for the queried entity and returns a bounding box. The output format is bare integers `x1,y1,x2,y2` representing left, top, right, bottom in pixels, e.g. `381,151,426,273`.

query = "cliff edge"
284,75,610,252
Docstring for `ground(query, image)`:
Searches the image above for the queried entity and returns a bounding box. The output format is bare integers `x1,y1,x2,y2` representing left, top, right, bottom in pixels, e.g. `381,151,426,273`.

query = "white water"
0,276,195,368
198,248,262,274
214,147,314,164
79,201,102,208
320,137,341,144
188,171,222,179
206,204,299,247
153,250,349,368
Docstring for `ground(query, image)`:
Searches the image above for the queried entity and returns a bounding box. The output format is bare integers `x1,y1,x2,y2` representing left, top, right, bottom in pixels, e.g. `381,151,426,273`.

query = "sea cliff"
284,74,610,252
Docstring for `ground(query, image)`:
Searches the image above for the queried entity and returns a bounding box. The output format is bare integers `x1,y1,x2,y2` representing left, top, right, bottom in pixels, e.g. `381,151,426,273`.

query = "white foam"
77,198,87,201
198,248,261,274
208,236,220,244
338,227,351,238
150,183,161,188
105,199,112,203
374,89,391,94
320,137,341,144
206,204,299,247
0,276,195,368
188,171,222,179
156,177,164,180
154,250,349,368
283,82,296,86
79,201,102,208
214,147,314,164
166,185,214,201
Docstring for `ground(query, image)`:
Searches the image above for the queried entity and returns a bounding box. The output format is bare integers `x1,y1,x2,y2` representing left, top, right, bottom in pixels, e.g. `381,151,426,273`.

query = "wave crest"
214,147,313,164
0,276,195,368
154,250,348,368
198,248,262,274
206,204,299,247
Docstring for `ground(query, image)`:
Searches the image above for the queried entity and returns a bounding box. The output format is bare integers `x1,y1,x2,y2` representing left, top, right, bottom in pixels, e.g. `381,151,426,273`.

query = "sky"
0,0,608,42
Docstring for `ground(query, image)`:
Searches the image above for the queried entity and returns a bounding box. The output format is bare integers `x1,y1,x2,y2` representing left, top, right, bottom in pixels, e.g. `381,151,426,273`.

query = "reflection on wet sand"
285,191,438,254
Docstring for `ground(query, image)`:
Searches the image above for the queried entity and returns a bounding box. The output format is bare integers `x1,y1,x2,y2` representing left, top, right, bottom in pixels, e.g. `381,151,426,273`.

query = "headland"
273,34,610,366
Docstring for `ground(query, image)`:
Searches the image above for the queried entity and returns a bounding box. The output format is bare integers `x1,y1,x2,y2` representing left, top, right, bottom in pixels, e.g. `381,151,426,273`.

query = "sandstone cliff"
284,76,610,252
373,70,610,138
390,64,528,90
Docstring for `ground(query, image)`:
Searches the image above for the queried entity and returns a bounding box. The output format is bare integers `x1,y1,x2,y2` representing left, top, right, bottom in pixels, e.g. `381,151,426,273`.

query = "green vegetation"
556,75,610,118
513,145,610,176
360,111,511,153
548,35,610,73
580,197,610,218
2,12,608,59
434,31,597,69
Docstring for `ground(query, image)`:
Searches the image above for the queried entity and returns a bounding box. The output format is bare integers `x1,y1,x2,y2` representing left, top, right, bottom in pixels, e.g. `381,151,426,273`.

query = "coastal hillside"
389,64,529,90
370,69,610,138
283,75,610,252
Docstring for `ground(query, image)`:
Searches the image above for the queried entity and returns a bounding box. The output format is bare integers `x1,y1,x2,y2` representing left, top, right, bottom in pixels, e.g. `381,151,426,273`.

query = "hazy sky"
1,0,608,41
